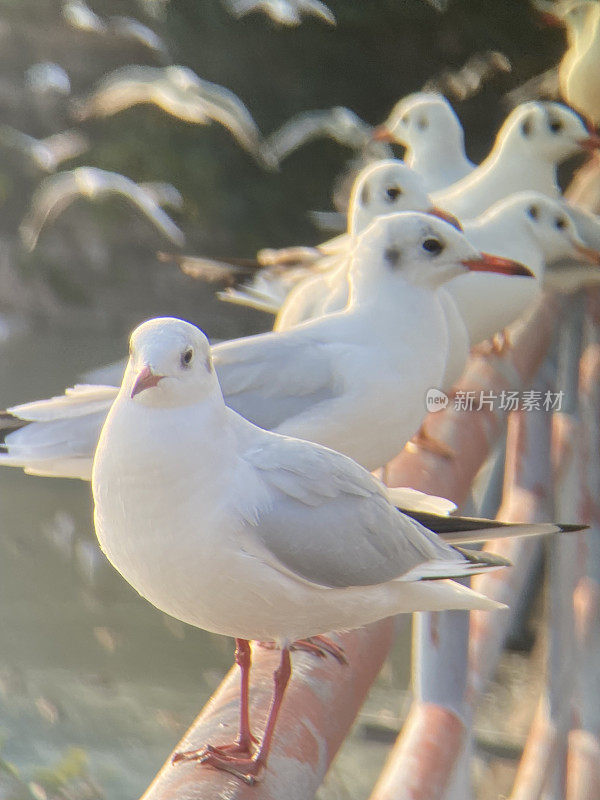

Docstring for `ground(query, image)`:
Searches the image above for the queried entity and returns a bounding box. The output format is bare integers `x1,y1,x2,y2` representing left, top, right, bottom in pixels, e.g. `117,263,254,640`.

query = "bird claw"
173,744,264,785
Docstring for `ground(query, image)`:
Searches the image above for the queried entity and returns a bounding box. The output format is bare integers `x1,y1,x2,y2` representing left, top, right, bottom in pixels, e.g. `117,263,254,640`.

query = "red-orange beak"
537,10,563,27
573,242,600,265
428,205,463,231
462,252,534,277
579,133,600,152
131,365,165,398
372,124,394,142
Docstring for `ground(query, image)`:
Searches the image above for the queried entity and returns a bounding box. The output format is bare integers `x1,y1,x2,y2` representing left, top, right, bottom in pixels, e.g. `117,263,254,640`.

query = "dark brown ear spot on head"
384,246,401,268
360,184,370,206
521,117,533,137
527,204,539,220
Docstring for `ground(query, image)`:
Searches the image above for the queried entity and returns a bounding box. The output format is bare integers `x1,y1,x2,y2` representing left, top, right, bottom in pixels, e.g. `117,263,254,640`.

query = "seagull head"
372,93,465,155
495,191,600,267
348,160,462,236
496,102,600,163
125,317,218,408
350,212,533,294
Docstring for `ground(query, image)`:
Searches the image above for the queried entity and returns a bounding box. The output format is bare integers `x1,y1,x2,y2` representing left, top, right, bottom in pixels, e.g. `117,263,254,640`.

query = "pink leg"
172,639,257,765
174,647,292,785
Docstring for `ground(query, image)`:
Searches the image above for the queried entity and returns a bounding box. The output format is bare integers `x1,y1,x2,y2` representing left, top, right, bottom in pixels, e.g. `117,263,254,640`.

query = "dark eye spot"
521,118,532,137
527,205,539,220
384,247,401,267
401,113,410,125
417,116,428,130
181,347,194,368
549,118,563,134
422,238,444,256
555,216,567,230
360,184,370,206
386,186,402,201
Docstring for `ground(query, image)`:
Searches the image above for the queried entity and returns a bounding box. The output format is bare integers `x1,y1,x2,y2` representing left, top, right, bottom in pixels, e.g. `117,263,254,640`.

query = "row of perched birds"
2,1,598,786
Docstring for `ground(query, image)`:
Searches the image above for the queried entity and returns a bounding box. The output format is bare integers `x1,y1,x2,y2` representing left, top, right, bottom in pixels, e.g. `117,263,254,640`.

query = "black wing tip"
0,411,28,450
454,546,512,569
557,522,589,533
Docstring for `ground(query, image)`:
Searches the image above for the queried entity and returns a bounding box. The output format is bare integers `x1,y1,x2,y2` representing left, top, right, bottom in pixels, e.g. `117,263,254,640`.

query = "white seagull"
0,213,530,480
263,106,390,166
372,93,474,192
432,101,600,219
554,1,600,124
19,166,185,251
0,126,89,172
92,316,578,783
447,191,600,346
184,159,460,316
272,159,461,330
223,0,336,26
72,65,268,165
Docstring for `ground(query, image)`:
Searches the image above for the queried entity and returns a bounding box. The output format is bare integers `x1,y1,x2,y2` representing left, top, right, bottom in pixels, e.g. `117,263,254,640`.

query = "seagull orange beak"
428,205,463,231
131,365,165,398
462,252,534,277
579,133,600,152
371,125,394,142
573,242,600,265
537,10,563,27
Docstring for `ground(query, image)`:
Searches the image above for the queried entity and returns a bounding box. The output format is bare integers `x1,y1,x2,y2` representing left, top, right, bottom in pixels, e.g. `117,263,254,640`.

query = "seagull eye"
422,238,444,256
549,119,563,134
527,205,539,220
417,116,428,130
386,186,402,201
555,216,567,230
181,347,194,368
521,118,533,137
401,113,410,125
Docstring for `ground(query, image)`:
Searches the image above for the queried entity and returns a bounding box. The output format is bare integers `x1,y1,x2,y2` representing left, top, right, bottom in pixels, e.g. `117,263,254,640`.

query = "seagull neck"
408,139,468,177
485,147,559,196
347,275,433,321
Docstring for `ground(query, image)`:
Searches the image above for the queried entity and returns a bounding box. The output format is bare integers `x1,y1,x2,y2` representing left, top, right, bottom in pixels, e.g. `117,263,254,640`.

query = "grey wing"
195,78,262,156
300,0,336,24
265,109,356,163
242,436,459,588
19,170,84,250
73,67,160,119
110,174,185,246
109,17,170,60
213,331,340,430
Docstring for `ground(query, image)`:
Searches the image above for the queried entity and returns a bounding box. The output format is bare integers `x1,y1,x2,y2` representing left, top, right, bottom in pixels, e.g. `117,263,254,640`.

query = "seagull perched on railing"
432,102,600,218
19,166,185,250
91,315,585,784
223,0,336,26
165,159,459,315
0,213,530,480
72,65,270,165
373,93,475,192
